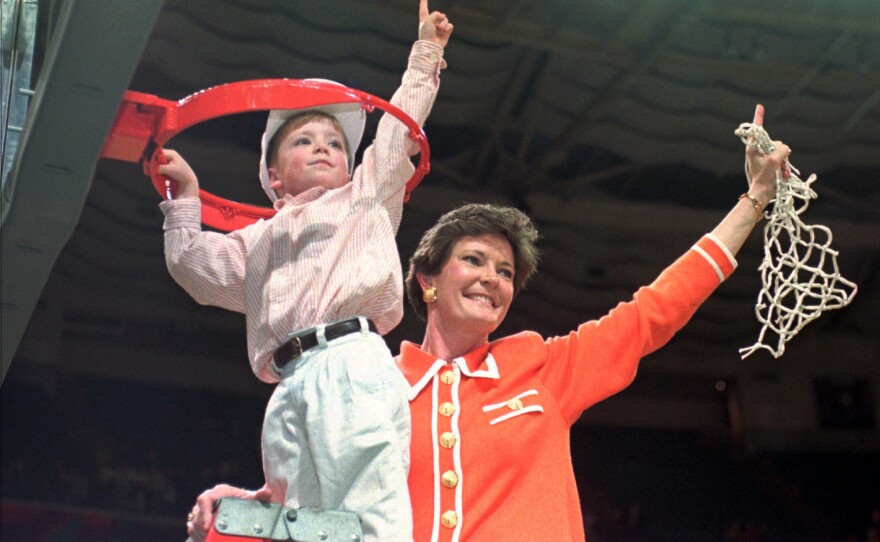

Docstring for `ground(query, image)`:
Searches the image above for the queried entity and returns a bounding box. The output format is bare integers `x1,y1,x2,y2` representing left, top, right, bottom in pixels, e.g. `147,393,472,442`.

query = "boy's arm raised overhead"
353,0,453,221
159,150,248,314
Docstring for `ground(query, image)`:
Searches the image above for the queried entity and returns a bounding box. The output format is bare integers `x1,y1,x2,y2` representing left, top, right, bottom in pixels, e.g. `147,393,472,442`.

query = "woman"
186,104,787,541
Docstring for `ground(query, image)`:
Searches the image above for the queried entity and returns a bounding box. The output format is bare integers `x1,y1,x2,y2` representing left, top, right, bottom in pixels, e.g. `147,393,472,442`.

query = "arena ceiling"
6,0,880,407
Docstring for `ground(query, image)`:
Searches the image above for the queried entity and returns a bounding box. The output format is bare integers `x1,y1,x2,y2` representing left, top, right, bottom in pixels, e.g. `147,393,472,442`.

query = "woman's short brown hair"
265,110,348,169
405,203,540,320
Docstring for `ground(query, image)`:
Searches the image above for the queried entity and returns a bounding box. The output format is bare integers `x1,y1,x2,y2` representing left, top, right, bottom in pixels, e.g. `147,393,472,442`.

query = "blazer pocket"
482,389,544,426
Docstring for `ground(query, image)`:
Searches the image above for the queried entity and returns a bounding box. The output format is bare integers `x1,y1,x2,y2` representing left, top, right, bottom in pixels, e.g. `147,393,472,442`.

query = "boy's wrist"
409,40,447,72
177,187,201,200
413,39,444,55
160,196,202,229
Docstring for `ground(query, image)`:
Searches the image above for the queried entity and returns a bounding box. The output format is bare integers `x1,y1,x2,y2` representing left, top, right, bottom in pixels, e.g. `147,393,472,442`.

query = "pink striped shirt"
161,41,446,383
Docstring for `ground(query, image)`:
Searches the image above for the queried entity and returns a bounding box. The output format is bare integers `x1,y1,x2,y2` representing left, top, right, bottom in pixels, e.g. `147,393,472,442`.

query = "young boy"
158,3,453,541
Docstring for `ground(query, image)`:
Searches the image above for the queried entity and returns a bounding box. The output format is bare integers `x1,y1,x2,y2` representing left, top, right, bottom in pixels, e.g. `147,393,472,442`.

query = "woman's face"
424,233,516,337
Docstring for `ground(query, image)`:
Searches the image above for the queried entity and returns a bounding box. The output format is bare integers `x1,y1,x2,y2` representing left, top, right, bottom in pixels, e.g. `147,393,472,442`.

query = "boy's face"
267,118,349,198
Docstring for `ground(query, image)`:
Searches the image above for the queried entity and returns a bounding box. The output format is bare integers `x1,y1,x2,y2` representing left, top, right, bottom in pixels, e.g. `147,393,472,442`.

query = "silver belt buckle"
288,334,304,359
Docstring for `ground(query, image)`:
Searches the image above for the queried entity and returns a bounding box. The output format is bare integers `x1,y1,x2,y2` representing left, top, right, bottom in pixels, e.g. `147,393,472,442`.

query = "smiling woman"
415,233,518,350
394,120,783,537
396,204,737,541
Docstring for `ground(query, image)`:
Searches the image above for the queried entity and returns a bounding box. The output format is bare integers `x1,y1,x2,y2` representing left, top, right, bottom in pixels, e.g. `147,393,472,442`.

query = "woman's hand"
710,104,793,255
419,0,454,48
186,483,273,542
744,104,789,208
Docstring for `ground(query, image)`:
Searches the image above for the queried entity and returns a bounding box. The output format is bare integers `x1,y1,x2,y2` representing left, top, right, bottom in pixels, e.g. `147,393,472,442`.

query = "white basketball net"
734,123,857,359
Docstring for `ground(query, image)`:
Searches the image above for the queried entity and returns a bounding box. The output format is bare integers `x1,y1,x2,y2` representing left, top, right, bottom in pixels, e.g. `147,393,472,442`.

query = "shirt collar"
273,186,328,210
397,341,500,400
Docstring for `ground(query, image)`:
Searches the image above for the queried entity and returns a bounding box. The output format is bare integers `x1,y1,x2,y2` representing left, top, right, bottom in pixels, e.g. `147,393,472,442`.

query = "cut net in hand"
734,123,857,359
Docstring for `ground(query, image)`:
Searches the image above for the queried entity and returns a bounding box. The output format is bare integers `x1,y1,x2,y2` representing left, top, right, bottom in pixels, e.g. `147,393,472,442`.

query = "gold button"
440,371,456,385
507,398,524,411
441,470,459,488
439,432,457,448
441,510,458,528
439,402,455,416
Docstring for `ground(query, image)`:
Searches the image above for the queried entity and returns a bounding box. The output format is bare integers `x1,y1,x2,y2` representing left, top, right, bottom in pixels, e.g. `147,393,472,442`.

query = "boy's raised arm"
354,0,453,212
158,150,248,314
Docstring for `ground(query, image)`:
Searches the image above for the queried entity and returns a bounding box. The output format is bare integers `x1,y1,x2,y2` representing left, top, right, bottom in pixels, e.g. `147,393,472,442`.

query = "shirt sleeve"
537,234,738,424
160,196,248,313
352,40,446,230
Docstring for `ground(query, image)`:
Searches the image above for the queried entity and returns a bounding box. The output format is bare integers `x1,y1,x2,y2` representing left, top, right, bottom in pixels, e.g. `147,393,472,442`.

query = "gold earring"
423,287,438,303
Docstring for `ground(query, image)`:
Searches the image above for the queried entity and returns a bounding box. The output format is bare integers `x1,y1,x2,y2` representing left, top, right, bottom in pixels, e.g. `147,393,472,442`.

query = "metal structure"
204,498,362,542
101,79,430,231
1,0,164,382
1,0,38,193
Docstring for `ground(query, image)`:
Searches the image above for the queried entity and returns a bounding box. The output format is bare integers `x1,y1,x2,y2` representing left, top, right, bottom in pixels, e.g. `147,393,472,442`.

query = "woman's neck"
419,319,490,361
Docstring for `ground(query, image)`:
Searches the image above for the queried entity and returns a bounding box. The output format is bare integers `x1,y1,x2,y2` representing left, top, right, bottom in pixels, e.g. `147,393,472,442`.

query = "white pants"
261,325,412,542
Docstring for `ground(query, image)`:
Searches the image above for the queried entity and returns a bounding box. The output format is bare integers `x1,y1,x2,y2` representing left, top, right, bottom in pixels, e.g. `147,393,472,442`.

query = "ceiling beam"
471,49,545,187
546,2,703,164
352,0,880,85
708,5,880,35
1,0,165,383
842,88,880,133
769,26,856,122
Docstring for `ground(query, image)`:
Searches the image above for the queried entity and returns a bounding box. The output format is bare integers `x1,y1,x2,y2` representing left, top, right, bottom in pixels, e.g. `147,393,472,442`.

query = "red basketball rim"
146,79,430,231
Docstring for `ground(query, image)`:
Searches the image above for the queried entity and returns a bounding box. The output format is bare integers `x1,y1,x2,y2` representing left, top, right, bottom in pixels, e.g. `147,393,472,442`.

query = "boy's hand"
156,149,200,199
419,0,453,48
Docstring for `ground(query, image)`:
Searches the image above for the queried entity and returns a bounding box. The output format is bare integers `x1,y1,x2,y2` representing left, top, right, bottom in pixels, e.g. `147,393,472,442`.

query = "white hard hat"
258,79,366,202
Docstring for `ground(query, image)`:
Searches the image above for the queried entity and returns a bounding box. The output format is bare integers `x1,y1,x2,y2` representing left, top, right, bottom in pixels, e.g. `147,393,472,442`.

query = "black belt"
273,318,377,371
